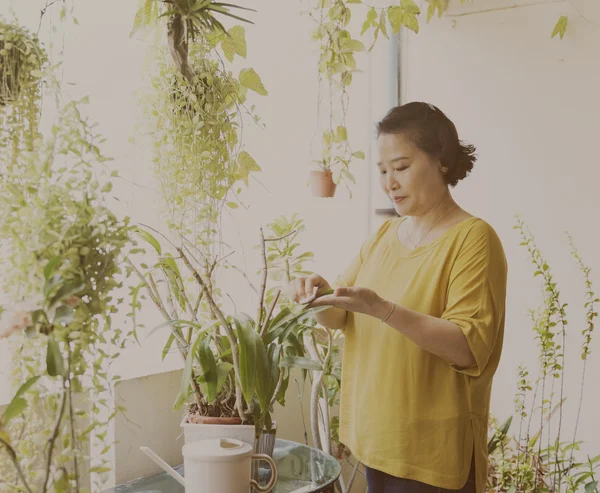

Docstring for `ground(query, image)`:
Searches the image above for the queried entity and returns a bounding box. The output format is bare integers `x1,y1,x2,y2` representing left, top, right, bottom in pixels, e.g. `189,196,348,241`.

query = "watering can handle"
140,446,186,487
250,454,278,492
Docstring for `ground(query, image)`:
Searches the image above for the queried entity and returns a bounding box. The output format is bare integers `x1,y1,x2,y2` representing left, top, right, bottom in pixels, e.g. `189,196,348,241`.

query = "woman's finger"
304,276,319,298
308,294,345,308
291,278,306,302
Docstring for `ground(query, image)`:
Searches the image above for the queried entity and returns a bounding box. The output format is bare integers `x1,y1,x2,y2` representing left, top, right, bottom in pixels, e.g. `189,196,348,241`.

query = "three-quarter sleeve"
441,222,507,377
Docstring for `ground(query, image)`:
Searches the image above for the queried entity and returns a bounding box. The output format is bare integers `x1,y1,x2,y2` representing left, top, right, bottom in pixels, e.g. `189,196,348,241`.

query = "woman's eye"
379,170,387,175
395,166,408,172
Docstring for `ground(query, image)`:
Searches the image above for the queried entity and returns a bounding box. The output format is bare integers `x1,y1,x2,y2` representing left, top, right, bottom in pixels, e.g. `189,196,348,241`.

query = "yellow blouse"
335,216,507,493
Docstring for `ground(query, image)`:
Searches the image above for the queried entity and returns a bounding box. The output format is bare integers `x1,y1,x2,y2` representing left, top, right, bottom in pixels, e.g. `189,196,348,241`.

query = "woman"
287,102,507,493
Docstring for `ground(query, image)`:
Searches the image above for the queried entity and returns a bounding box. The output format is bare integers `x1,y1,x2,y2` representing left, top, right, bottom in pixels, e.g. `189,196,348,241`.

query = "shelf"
374,208,399,217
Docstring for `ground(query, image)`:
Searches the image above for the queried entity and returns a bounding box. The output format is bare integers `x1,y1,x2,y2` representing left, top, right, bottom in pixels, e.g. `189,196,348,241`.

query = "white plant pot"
181,418,256,448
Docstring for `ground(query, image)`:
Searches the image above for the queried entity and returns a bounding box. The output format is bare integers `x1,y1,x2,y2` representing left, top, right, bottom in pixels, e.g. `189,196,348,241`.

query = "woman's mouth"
393,196,407,203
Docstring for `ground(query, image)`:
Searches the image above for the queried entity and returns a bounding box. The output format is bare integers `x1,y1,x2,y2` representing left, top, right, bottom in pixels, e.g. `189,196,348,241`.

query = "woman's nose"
386,173,398,191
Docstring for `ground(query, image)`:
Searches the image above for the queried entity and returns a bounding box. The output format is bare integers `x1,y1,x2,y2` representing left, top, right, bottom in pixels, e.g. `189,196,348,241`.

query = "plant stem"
270,369,285,408
0,437,33,493
178,247,246,420
260,290,280,338
346,458,361,493
66,347,80,493
43,377,69,493
257,227,268,329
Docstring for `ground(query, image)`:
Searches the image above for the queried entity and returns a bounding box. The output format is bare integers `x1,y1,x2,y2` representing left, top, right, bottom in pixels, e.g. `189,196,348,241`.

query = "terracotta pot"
310,170,337,198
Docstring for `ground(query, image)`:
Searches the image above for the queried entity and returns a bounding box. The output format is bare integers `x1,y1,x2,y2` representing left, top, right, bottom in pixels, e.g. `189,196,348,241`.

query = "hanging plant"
131,0,255,80
0,19,47,168
0,95,136,493
132,0,275,429
309,0,366,197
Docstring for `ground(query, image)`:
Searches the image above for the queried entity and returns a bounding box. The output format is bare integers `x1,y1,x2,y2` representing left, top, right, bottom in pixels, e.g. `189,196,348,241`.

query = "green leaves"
426,0,449,22
334,126,347,143
388,3,420,34
130,0,160,37
182,339,196,399
552,16,568,40
239,68,268,96
198,337,218,403
44,256,61,280
49,280,85,308
387,7,404,34
221,25,247,62
236,316,270,410
46,336,66,377
236,151,261,185
3,376,40,425
487,415,512,455
280,356,323,372
133,227,162,255
53,305,74,326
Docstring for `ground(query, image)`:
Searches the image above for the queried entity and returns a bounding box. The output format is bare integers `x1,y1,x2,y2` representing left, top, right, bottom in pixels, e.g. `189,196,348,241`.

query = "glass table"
107,439,341,493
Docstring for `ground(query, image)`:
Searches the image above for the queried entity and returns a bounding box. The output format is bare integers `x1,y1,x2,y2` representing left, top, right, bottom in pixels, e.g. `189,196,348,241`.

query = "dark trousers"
365,458,476,493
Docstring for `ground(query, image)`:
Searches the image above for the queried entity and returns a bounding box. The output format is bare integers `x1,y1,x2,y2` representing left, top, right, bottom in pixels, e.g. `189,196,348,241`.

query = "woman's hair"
376,102,476,187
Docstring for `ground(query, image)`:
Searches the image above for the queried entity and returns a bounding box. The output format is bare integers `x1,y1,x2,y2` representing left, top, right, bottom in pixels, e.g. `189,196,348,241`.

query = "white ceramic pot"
181,418,256,448
183,438,277,493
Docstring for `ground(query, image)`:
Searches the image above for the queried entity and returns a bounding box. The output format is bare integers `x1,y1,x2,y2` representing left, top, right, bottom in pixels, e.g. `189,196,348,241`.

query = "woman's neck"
408,194,459,239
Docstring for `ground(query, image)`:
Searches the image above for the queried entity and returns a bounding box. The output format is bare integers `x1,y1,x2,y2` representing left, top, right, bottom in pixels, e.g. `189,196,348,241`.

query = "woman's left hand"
307,286,387,318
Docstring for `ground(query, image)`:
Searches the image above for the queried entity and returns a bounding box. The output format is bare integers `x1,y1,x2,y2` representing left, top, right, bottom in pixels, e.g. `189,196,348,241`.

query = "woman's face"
377,132,448,217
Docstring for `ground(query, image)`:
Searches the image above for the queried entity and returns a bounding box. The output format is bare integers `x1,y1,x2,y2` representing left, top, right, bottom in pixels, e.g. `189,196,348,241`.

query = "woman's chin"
393,202,408,216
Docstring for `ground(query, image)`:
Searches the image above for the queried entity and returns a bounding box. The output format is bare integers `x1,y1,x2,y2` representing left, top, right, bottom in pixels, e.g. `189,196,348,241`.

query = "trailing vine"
0,18,47,170
0,93,136,492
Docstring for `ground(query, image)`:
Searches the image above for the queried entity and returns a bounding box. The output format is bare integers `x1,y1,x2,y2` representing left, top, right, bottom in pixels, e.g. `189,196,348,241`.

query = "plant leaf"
215,362,233,395
401,0,421,15
46,336,66,377
402,13,419,33
182,341,195,398
236,317,257,406
387,6,403,34
133,227,162,255
253,333,271,412
44,256,61,280
162,333,176,361
49,281,85,308
552,16,568,39
53,305,74,326
197,337,218,403
239,68,268,96
280,356,323,371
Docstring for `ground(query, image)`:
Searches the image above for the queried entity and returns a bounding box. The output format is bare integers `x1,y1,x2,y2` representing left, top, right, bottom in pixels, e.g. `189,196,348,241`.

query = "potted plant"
130,225,323,456
307,0,366,198
0,18,47,168
309,128,364,199
0,94,135,492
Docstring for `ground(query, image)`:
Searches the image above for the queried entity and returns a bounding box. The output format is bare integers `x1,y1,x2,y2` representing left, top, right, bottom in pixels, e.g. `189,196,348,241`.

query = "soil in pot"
310,170,337,198
184,399,255,426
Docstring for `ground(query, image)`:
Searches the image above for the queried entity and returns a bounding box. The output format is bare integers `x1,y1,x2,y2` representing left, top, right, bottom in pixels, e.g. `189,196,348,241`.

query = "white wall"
398,0,600,456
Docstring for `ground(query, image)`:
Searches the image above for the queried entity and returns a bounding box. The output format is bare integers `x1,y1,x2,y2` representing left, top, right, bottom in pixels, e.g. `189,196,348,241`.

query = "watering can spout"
140,446,186,487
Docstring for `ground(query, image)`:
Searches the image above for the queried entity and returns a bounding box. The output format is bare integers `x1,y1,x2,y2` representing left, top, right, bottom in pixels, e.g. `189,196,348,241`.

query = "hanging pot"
310,170,337,198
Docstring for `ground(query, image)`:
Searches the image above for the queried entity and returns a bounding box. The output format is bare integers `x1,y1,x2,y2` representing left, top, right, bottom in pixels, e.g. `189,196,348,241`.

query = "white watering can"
140,438,277,493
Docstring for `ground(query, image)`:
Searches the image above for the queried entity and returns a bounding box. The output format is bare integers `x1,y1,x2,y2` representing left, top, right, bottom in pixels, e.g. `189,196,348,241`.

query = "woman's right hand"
286,274,331,304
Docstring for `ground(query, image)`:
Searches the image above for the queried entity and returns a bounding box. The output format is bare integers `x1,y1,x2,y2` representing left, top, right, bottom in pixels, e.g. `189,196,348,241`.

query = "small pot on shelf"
309,170,337,198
